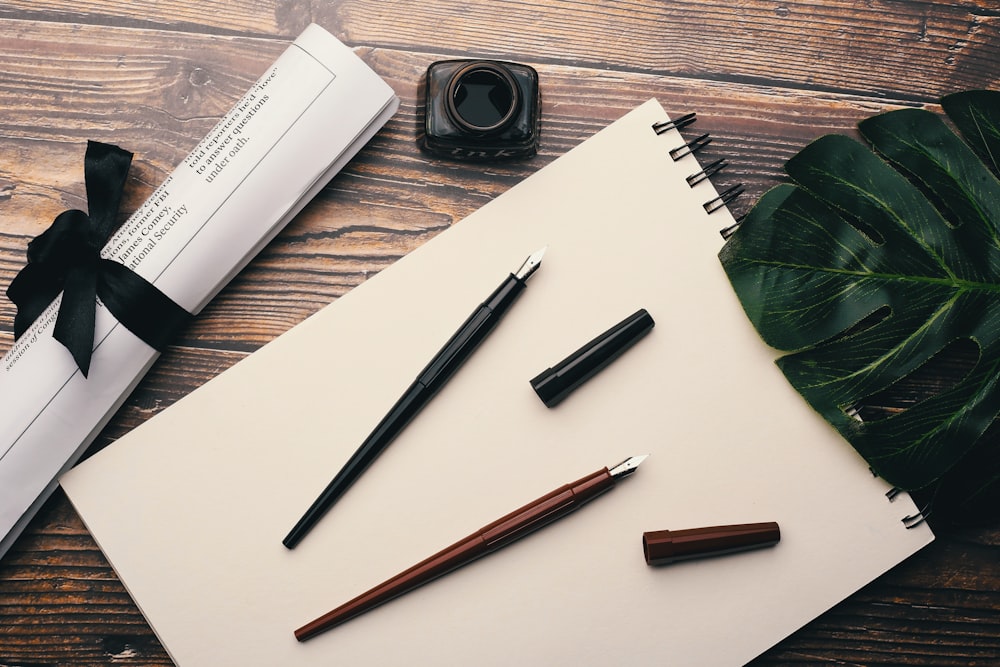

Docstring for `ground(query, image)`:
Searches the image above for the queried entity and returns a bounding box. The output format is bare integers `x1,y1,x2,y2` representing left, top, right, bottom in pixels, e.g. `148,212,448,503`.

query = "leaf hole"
927,194,965,230
827,305,893,345
875,153,966,230
845,337,981,422
843,213,885,246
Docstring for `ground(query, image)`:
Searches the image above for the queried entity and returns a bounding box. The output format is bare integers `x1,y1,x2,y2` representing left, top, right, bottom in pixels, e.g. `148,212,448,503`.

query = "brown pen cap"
642,522,780,565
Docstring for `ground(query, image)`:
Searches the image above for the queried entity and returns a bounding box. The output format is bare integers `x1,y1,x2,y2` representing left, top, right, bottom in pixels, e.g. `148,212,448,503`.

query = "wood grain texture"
1,0,996,98
0,1,998,665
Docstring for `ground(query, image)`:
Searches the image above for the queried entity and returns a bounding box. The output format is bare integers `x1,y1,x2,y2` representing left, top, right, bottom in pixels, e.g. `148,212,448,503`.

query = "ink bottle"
419,59,540,160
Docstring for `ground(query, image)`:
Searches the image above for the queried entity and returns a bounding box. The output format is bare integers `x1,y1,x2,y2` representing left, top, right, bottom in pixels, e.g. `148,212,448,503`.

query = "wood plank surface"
0,0,997,98
0,1,998,665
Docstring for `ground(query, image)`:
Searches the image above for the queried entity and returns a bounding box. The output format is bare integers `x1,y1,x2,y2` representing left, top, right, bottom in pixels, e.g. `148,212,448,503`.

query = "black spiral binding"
669,133,712,161
651,112,745,238
704,184,745,214
686,157,726,187
652,112,696,135
886,486,930,529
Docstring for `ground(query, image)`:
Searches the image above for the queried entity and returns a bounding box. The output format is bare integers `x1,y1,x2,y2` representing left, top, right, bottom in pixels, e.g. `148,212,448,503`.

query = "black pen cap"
530,308,654,408
642,522,781,566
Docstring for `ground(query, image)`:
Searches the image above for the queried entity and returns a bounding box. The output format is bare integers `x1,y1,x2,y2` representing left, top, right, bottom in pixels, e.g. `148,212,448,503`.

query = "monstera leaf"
720,90,1000,524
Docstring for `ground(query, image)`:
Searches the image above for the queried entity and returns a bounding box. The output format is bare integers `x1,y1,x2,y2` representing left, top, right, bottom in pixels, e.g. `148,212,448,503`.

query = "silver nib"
514,246,547,281
608,454,649,480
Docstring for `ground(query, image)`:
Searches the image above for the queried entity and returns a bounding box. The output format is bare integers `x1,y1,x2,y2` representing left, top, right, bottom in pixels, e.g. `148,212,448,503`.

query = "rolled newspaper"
0,24,399,558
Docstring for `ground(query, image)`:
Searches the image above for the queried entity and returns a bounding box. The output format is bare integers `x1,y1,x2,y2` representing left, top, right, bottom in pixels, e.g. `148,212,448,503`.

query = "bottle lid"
530,308,654,408
642,522,780,566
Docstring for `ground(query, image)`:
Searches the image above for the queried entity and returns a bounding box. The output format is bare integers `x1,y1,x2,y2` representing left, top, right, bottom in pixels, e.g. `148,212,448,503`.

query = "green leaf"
719,91,1000,522
942,90,1000,175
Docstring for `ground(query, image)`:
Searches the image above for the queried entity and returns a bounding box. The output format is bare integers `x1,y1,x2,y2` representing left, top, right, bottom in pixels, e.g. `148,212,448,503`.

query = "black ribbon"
6,141,192,377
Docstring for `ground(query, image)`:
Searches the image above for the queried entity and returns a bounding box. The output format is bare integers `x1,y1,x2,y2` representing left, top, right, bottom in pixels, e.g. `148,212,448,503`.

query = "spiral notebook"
61,99,934,666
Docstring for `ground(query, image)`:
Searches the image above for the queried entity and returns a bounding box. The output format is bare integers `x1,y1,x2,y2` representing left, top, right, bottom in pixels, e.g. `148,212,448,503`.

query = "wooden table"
0,1,997,664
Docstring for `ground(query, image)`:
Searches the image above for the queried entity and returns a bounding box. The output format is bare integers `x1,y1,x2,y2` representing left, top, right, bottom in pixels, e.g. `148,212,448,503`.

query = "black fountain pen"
284,248,547,548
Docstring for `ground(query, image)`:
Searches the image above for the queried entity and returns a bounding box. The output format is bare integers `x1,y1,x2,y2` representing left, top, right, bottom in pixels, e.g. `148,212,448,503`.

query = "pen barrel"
282,380,427,548
480,468,613,551
295,533,488,641
483,273,526,312
285,271,530,549
294,466,615,641
417,273,525,390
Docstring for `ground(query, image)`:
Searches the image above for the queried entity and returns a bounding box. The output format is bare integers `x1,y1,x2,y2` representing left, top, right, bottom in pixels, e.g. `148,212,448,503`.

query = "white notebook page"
62,99,933,667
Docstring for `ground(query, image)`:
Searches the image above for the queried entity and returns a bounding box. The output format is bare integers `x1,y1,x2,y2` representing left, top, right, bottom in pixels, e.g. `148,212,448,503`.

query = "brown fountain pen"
294,454,648,641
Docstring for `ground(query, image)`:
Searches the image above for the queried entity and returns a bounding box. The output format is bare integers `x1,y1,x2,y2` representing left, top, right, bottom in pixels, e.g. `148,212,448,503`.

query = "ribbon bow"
6,141,191,377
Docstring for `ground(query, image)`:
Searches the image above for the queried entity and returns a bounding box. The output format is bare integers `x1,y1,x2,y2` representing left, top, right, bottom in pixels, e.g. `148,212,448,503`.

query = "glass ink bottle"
419,59,540,161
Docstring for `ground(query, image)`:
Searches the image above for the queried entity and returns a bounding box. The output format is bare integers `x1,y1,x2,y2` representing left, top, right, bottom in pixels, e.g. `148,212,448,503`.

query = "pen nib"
609,454,649,480
515,246,547,281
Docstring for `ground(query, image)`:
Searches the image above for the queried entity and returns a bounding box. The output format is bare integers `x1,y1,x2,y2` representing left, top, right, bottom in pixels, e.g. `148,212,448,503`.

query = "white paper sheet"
62,99,933,666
